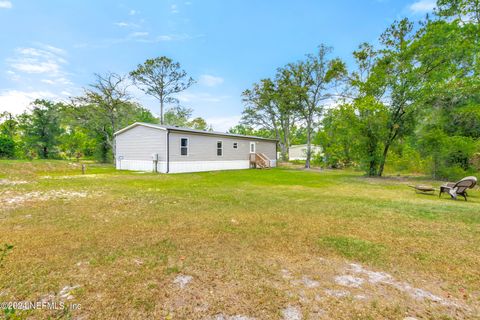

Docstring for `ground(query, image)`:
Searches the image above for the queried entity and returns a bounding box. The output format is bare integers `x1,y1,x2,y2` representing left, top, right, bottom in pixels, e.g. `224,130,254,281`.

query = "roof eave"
115,122,278,142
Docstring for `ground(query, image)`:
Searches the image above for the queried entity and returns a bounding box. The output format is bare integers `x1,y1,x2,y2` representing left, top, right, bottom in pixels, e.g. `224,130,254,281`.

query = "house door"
249,142,256,153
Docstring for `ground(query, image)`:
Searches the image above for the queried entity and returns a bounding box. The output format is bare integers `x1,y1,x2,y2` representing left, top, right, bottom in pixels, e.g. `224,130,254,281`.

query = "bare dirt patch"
0,179,29,186
173,275,193,289
0,189,89,208
272,256,473,319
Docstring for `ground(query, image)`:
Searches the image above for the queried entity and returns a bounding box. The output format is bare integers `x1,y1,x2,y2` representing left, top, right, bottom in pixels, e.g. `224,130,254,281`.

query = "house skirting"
169,160,250,173
116,159,167,173
116,159,277,174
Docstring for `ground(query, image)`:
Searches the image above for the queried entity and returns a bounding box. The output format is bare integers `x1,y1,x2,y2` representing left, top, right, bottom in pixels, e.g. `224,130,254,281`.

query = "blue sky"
0,0,435,131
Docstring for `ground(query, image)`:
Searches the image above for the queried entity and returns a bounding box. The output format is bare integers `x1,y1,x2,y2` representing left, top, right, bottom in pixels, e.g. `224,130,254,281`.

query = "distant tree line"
0,57,208,163
233,0,480,179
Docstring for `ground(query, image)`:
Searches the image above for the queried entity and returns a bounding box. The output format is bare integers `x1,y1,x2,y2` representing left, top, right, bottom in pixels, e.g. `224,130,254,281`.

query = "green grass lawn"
0,160,479,319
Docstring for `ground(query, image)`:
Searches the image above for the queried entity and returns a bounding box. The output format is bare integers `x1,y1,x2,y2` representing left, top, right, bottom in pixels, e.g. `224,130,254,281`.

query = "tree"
163,105,210,130
164,105,193,127
283,45,347,168
17,100,63,159
320,104,359,168
0,112,17,137
241,77,298,160
189,117,209,130
0,135,15,158
130,56,195,124
373,19,429,176
59,128,90,161
75,72,133,162
67,99,156,163
436,0,480,24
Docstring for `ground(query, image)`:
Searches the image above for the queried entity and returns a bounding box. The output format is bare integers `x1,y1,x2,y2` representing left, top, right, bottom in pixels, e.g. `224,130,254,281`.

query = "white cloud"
129,9,137,15
8,45,67,75
409,0,436,14
114,21,140,28
12,61,61,74
115,22,129,27
130,31,149,37
0,90,59,114
177,92,230,104
171,4,179,13
41,77,72,85
2,44,76,107
155,33,193,42
198,74,224,87
205,115,241,132
0,1,12,9
6,70,20,81
40,44,66,56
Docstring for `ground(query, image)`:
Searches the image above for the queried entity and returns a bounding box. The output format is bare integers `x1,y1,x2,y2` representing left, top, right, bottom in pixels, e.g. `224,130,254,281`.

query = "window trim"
233,142,238,149
180,137,189,156
249,141,256,153
217,140,223,156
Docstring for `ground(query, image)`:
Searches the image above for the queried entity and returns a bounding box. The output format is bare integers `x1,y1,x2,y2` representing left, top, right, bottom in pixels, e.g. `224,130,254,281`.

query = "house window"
250,142,256,153
180,138,188,156
233,142,238,149
217,141,223,156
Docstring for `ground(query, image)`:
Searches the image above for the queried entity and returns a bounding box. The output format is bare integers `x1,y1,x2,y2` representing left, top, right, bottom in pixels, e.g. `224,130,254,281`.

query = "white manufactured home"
289,144,323,161
114,122,278,173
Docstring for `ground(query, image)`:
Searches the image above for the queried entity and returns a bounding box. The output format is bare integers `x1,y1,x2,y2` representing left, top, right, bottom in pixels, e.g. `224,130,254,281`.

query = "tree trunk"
305,121,312,169
377,142,391,177
43,146,48,159
280,143,288,161
160,99,164,124
110,116,116,163
284,124,291,161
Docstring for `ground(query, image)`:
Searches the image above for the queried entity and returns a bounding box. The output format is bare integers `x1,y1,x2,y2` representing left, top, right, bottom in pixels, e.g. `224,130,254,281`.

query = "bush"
436,165,473,181
0,135,15,158
386,144,428,174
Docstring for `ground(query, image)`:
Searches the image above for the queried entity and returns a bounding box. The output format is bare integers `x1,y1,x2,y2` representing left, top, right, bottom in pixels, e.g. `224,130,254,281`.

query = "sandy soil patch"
281,305,302,320
272,256,472,319
0,189,89,207
0,179,29,186
211,315,255,320
173,275,193,289
40,174,101,180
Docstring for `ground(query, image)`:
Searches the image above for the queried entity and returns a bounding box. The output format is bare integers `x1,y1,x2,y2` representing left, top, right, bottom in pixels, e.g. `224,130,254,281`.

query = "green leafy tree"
164,106,193,127
164,105,210,130
0,112,17,159
283,45,346,168
0,135,15,158
189,117,209,130
320,104,359,168
0,112,17,137
17,99,63,159
130,56,195,124
241,77,297,160
74,72,152,162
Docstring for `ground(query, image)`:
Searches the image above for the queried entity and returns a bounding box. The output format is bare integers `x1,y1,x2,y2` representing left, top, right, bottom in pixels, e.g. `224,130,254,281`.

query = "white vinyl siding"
115,125,166,161
169,132,275,162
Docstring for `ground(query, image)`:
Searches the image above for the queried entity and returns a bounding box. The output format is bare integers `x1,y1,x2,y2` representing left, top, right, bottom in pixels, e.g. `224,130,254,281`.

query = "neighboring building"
114,122,278,173
288,144,322,161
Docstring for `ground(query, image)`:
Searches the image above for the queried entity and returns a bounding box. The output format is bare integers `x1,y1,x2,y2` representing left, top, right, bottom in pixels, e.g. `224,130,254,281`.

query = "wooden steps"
249,153,271,169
